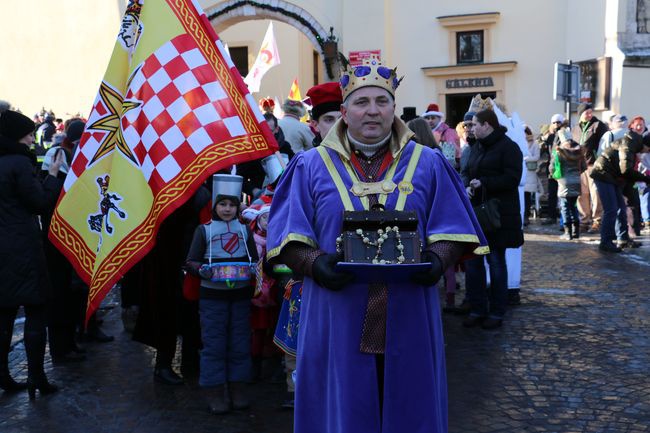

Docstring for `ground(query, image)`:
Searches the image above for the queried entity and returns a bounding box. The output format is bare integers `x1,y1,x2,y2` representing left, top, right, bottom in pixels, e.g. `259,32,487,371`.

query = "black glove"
410,251,444,286
198,264,213,280
311,253,355,291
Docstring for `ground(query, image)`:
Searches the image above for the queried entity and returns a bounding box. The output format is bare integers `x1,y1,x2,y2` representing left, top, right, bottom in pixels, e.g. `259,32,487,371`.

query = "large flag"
244,22,281,93
49,0,278,321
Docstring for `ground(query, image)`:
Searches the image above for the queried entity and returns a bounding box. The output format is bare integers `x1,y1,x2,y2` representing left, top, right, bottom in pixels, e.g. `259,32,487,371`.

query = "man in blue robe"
267,58,488,433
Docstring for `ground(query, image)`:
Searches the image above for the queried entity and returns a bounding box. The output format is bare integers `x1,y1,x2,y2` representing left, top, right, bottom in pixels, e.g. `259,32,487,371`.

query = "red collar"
349,150,393,181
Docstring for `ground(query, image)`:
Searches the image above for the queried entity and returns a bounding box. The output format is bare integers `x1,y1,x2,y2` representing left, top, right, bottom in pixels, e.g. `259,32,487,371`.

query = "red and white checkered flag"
50,0,278,322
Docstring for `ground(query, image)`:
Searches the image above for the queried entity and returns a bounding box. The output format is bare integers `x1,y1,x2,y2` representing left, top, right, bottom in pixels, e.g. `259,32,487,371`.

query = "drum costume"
185,174,258,413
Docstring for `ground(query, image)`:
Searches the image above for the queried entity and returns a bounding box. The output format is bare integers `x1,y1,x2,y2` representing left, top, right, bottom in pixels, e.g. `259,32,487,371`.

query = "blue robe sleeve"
425,150,489,256
267,152,319,260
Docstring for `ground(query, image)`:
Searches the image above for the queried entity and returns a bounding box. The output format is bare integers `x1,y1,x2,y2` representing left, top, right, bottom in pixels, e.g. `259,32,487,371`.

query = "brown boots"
205,382,250,414
205,385,229,414
229,382,250,410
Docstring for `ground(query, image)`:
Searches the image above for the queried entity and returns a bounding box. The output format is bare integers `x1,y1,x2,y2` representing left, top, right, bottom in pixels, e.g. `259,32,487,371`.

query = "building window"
228,46,249,77
456,31,484,64
313,50,320,85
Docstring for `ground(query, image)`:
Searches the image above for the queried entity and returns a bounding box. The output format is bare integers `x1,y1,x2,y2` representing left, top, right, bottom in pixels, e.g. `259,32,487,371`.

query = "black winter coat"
0,135,63,307
591,131,650,186
571,117,609,165
462,126,524,250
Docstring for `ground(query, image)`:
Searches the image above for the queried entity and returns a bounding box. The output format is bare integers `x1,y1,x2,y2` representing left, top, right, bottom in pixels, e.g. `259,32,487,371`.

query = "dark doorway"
228,46,249,78
445,92,496,128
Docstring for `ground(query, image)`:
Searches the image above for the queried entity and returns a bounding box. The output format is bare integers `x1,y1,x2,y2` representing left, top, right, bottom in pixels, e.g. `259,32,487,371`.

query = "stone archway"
205,0,340,79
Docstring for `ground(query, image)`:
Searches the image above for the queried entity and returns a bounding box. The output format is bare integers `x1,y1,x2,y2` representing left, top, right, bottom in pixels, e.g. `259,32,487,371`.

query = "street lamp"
322,27,340,80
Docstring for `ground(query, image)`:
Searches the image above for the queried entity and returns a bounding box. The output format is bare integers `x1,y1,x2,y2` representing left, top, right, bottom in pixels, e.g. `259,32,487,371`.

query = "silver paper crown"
212,174,243,204
261,154,287,185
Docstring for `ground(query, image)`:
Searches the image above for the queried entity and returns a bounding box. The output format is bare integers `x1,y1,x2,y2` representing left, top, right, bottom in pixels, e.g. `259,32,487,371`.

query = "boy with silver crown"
267,57,488,433
185,174,258,415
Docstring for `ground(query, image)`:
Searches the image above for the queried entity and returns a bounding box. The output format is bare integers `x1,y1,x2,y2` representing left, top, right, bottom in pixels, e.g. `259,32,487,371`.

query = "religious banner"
49,0,277,321
244,22,281,93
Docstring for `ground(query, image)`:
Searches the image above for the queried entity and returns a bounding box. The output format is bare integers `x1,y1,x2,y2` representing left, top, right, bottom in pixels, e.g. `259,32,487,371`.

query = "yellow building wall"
0,0,125,118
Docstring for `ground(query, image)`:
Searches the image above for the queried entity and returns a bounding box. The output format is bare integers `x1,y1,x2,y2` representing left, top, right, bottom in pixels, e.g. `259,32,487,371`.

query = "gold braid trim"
170,0,259,136
426,233,480,244
427,233,490,256
267,234,319,261
49,212,96,277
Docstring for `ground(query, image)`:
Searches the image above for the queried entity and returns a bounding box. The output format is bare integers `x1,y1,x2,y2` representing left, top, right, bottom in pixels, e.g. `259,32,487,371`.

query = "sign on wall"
575,57,611,111
446,77,494,89
348,50,381,66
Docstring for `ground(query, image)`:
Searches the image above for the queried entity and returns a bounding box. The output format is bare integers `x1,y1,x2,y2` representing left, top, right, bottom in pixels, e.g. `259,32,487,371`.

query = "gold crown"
468,94,494,113
339,57,402,101
126,0,142,17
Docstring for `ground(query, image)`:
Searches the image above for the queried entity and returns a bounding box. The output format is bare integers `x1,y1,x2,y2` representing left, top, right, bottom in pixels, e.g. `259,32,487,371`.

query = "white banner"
244,22,281,93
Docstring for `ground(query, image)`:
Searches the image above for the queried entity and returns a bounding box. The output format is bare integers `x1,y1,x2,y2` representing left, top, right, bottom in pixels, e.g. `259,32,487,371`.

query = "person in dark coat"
0,110,64,398
34,113,55,155
590,131,650,252
121,186,210,385
571,103,609,232
538,114,565,225
461,109,523,330
40,120,88,363
238,113,293,202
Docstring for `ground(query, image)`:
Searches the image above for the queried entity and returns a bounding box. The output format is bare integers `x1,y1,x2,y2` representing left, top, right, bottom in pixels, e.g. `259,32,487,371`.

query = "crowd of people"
1,63,649,432
530,105,650,252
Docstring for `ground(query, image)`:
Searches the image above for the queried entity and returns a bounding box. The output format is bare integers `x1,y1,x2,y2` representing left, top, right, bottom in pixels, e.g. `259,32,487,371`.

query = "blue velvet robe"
267,120,487,433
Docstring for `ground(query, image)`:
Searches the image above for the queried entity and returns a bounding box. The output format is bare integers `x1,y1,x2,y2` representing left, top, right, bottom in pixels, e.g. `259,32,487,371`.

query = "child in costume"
247,205,283,381
185,174,258,415
273,278,301,408
272,81,345,409
251,154,287,205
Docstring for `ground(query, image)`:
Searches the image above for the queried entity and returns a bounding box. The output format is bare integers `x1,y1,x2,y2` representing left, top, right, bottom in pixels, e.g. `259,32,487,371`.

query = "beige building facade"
1,0,649,129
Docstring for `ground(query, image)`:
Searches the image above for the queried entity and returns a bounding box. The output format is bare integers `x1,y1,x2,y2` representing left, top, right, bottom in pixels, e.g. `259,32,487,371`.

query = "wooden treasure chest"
337,209,422,264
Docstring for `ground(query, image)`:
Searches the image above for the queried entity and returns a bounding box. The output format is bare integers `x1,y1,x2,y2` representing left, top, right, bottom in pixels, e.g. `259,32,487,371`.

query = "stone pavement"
2,224,649,433
446,224,650,433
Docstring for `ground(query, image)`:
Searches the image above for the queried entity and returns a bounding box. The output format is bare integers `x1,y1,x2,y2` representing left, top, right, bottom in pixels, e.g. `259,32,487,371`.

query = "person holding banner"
0,110,64,398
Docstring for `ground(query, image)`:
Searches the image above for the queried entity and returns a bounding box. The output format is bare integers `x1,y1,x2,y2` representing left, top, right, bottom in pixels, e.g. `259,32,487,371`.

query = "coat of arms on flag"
48,0,278,320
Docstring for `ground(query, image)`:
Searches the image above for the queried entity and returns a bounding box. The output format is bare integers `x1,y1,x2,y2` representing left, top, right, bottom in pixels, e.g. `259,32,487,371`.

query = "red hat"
259,97,275,113
422,103,444,119
306,82,343,121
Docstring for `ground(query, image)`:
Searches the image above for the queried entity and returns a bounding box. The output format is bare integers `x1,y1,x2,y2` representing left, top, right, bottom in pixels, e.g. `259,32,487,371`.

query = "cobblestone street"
1,226,649,433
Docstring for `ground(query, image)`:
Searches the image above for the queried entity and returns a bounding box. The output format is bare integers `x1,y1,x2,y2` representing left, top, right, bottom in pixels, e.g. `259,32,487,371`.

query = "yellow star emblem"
86,80,140,165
